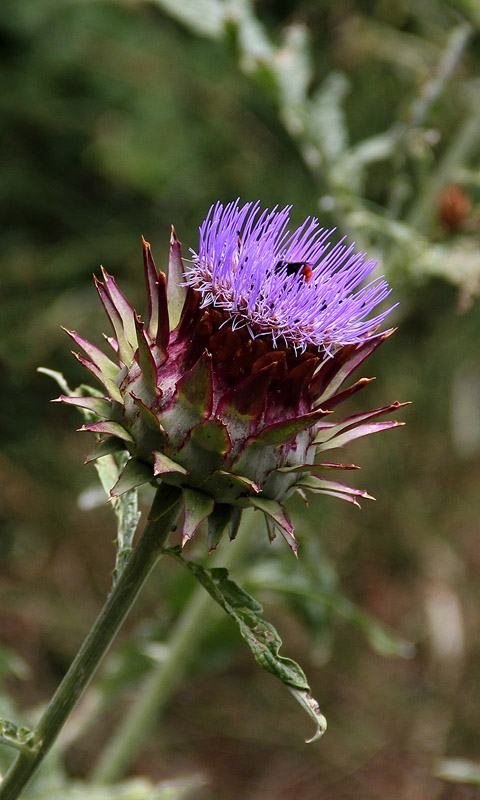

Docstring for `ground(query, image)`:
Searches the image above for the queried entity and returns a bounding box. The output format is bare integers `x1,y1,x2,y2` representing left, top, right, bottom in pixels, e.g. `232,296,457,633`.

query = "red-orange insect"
275,260,313,283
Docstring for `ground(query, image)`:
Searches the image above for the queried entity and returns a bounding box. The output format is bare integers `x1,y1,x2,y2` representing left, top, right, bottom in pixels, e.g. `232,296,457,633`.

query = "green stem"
92,510,255,785
387,20,472,217
0,486,182,800
407,88,480,233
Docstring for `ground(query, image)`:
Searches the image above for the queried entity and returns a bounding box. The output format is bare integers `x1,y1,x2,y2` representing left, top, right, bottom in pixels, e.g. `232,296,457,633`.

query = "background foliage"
2,0,480,798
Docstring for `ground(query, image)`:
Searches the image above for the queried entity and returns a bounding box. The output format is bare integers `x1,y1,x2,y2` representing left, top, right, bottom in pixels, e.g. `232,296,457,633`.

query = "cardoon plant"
0,201,404,798
63,200,402,550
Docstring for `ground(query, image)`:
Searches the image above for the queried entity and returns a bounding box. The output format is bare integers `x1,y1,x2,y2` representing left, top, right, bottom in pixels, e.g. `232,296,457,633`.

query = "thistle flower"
59,200,405,553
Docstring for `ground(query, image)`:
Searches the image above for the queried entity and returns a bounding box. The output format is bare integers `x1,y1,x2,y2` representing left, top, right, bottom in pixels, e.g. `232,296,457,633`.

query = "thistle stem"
407,86,480,233
92,510,255,785
0,487,182,800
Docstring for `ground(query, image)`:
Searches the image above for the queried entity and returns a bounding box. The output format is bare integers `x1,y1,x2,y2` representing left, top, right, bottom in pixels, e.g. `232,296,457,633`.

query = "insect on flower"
275,260,313,283
58,200,406,554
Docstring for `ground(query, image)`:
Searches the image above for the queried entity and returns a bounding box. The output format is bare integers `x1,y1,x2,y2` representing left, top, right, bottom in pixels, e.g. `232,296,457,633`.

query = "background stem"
92,510,256,785
0,489,182,800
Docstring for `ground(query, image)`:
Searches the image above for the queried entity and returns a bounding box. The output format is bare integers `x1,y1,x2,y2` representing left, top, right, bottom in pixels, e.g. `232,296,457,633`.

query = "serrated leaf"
162,549,325,742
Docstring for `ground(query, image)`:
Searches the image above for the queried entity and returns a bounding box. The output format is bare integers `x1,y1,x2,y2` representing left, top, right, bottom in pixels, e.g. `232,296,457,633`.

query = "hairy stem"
0,486,182,800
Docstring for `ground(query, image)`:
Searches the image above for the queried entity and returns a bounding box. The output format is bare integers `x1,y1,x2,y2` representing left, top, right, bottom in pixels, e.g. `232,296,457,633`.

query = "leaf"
0,717,37,754
37,367,73,396
309,71,350,163
163,549,326,743
287,688,327,743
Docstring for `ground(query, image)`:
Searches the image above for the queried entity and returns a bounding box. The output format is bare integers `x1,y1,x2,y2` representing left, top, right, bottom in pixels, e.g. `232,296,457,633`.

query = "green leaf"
37,367,74,396
0,717,37,754
309,71,350,163
163,549,326,743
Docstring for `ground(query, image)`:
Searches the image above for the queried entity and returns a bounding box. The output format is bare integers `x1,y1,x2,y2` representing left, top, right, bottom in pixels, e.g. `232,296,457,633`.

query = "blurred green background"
2,1,480,798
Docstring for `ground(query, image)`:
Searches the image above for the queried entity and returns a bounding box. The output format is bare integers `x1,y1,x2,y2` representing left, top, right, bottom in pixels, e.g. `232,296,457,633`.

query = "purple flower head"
187,200,395,353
